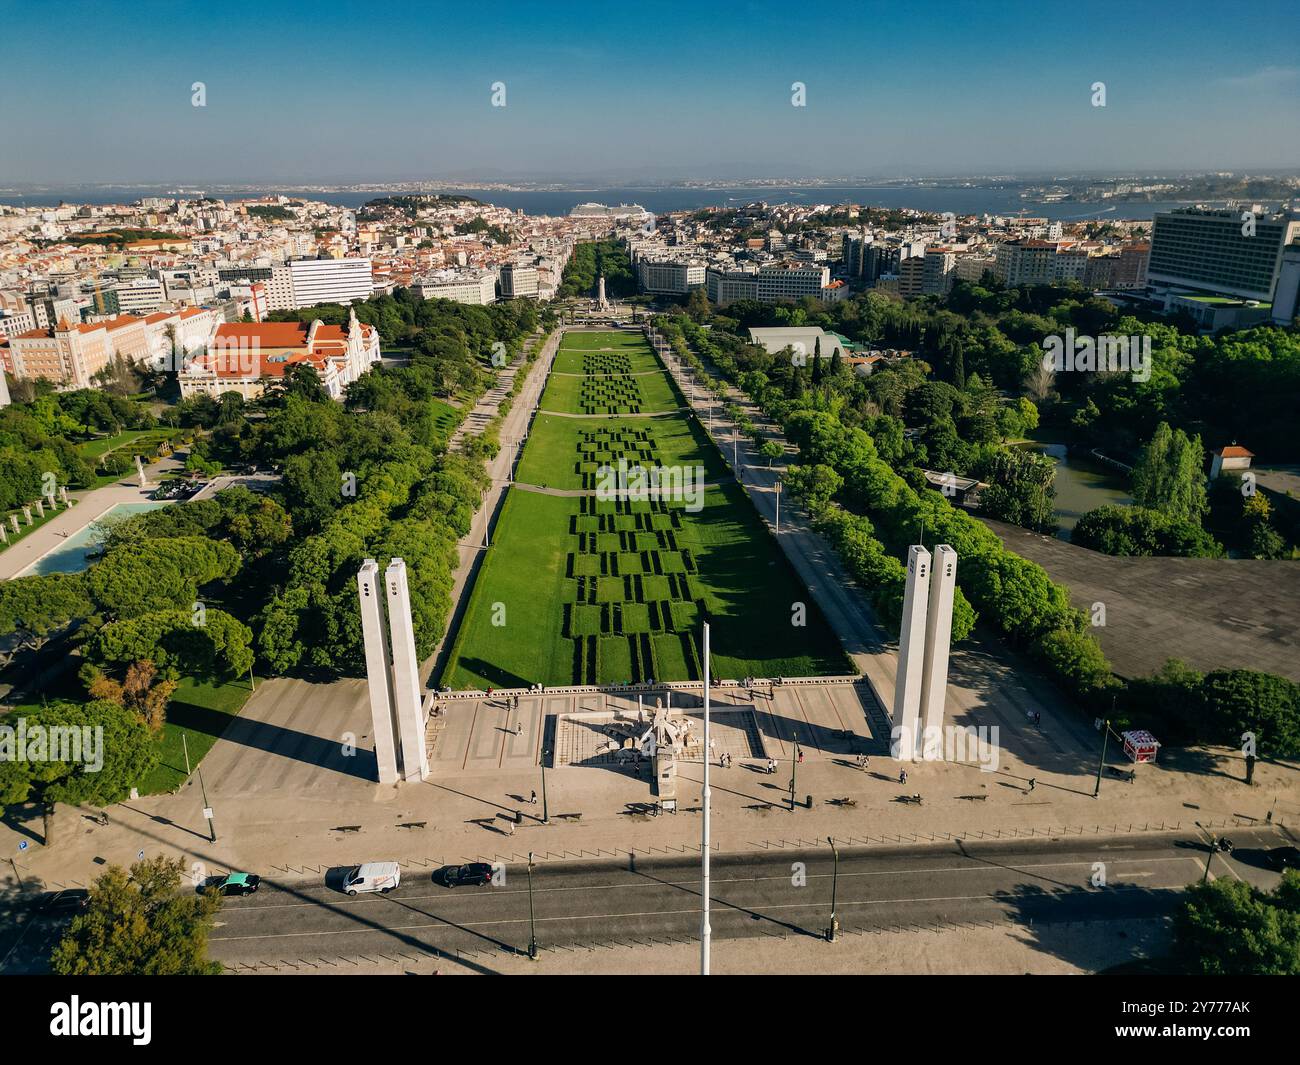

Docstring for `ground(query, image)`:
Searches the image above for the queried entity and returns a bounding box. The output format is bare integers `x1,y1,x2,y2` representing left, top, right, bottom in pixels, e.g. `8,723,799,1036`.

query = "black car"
37,888,90,916
438,863,495,888
1267,846,1300,872
213,872,261,896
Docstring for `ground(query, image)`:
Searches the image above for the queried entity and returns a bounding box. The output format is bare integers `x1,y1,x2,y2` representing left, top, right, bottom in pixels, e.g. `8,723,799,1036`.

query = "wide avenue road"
202,830,1288,970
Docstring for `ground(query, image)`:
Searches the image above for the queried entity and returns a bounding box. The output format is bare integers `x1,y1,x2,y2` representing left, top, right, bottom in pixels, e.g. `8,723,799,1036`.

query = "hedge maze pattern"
578,376,642,414
565,496,705,685
561,365,704,682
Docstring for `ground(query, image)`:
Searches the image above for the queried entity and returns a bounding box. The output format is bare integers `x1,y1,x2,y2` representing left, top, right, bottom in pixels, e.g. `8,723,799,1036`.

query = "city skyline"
4,0,1299,185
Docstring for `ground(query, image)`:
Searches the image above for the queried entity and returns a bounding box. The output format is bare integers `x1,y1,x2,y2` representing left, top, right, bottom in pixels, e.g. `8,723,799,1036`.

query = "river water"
0,185,1261,222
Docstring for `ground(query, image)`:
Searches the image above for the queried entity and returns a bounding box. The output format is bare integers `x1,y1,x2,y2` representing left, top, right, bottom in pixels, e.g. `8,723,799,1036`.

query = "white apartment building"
500,263,539,299
706,262,834,305
755,262,830,302
1053,247,1090,283
0,308,36,340
1148,208,1300,302
285,257,374,309
995,239,1074,286
637,259,707,295
414,270,497,305
263,257,374,312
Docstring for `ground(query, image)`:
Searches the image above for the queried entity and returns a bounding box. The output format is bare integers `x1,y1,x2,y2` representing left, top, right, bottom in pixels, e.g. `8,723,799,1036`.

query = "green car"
214,872,261,897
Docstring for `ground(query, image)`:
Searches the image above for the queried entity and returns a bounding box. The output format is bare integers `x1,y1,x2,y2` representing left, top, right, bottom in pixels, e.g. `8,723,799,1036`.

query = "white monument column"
918,545,958,761
891,545,931,762
357,559,400,784
385,558,429,781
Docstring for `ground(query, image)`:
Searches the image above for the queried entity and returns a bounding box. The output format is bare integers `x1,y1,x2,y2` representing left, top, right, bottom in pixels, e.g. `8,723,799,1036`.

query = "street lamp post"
1094,711,1112,798
527,851,539,959
826,837,840,942
775,480,781,534
701,621,712,976
197,766,216,843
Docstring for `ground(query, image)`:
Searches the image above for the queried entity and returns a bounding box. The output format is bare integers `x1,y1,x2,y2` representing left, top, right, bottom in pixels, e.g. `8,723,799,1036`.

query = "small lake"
18,502,165,576
1017,442,1132,540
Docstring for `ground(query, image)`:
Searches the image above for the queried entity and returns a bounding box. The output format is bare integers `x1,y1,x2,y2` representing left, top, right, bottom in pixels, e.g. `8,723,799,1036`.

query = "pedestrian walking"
507,819,515,836
530,790,538,805
899,769,907,785
1028,778,1036,792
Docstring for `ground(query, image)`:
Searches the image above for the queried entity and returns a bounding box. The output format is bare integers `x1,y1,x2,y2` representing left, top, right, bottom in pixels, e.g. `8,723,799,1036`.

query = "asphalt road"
193,828,1291,969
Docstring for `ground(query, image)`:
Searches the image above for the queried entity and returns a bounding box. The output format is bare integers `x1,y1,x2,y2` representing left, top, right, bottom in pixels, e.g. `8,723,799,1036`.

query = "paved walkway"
648,329,1107,772
4,670,1295,893
0,453,185,581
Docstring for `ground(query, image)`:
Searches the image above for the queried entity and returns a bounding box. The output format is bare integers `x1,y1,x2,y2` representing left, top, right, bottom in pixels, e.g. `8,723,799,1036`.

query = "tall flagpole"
701,621,711,975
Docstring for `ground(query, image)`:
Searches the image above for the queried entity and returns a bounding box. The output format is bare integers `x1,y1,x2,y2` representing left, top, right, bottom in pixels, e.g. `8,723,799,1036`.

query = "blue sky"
2,0,1297,184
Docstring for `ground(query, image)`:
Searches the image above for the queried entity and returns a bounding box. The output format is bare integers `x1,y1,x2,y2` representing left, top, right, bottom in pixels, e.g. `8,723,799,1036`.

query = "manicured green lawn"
556,330,648,350
429,398,463,445
138,676,254,795
552,347,664,375
77,428,180,462
540,370,681,415
440,328,851,688
441,488,575,688
516,412,727,491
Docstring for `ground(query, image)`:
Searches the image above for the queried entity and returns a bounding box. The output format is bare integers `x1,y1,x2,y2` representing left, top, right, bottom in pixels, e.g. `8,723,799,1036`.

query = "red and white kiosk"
1121,729,1160,764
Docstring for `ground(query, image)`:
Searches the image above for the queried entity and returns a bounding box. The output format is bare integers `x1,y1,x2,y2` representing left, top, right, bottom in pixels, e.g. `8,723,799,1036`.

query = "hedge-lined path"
649,327,1102,776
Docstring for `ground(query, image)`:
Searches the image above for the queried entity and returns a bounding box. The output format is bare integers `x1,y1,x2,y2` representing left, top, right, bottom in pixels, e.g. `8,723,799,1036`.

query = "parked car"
342,862,400,896
1267,846,1300,871
36,888,90,916
436,862,495,888
213,872,261,896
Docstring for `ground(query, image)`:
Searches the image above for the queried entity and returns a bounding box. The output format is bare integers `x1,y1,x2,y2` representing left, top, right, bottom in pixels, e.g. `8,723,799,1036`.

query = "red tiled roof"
1214,445,1254,458
214,321,311,346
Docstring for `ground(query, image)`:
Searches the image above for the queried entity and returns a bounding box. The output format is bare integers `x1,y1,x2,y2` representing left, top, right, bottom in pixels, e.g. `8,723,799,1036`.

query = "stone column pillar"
385,558,429,781
891,545,931,762
919,545,958,761
357,559,400,784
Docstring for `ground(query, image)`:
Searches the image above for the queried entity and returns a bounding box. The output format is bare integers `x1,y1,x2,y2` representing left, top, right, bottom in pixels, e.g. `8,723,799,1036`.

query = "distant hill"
357,194,483,220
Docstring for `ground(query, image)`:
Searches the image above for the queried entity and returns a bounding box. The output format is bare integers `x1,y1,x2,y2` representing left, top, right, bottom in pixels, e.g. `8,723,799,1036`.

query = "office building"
283,256,374,309
414,270,497,305
637,259,707,295
1271,243,1300,325
1148,207,1300,302
500,262,539,299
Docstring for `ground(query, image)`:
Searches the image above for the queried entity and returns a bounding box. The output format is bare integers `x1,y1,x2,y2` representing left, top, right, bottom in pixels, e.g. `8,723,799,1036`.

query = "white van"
342,862,400,896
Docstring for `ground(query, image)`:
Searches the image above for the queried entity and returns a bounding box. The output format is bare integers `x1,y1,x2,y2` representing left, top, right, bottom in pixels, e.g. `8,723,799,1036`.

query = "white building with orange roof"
5,307,220,388
178,308,380,401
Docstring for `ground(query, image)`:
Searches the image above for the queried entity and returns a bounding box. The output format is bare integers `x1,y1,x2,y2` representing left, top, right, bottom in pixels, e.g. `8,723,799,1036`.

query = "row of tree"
658,312,1300,755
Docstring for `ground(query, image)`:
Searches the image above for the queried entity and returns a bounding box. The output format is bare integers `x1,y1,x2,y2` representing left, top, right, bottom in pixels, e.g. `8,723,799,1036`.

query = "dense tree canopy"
50,855,223,975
